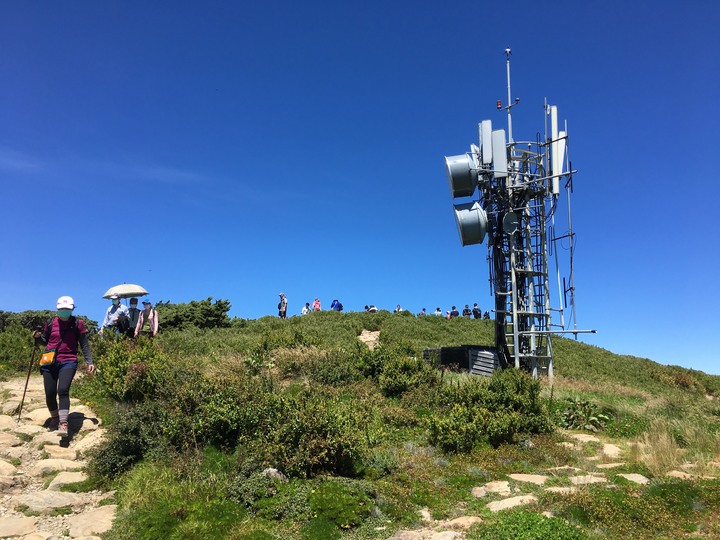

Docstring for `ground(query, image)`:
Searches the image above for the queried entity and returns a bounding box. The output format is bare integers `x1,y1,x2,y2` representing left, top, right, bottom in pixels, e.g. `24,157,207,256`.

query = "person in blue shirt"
100,294,129,334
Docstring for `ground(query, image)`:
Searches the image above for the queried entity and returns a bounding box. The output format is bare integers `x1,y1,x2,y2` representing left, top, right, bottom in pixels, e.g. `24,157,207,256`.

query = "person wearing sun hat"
134,300,159,337
33,295,95,437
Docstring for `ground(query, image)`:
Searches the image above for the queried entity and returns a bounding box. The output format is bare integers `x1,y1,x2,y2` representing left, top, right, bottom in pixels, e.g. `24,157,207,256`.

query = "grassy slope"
81,312,720,539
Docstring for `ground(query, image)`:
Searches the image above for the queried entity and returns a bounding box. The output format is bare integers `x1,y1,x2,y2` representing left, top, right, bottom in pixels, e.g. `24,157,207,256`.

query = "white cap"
56,296,75,310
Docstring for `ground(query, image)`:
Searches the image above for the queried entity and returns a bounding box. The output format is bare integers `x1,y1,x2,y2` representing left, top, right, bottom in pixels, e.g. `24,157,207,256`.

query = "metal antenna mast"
444,49,594,379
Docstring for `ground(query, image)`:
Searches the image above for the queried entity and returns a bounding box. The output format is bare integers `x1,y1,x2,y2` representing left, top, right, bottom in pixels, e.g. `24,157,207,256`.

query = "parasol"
102,284,149,299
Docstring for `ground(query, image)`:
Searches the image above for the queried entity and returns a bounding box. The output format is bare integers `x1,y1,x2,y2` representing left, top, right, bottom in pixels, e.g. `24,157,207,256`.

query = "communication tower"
444,49,594,378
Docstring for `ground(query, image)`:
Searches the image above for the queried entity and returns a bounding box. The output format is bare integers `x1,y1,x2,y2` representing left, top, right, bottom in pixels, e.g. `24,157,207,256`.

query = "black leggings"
42,360,77,419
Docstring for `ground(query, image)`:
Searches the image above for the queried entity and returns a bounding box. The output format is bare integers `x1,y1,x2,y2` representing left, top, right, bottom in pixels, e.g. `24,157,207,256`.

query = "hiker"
472,303,482,319
312,298,321,311
418,308,427,316
330,299,343,312
394,304,403,313
434,307,443,316
365,305,378,313
33,296,95,437
450,306,460,318
127,297,142,337
483,311,491,320
462,304,472,318
100,294,129,334
134,300,159,337
278,293,288,319
301,302,311,315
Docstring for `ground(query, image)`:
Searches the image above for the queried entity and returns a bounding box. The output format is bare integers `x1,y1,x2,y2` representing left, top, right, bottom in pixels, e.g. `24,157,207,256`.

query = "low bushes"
428,369,554,452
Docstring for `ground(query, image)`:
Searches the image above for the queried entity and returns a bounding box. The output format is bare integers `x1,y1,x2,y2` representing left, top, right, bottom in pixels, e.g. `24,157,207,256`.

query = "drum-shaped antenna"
453,201,487,246
445,153,478,198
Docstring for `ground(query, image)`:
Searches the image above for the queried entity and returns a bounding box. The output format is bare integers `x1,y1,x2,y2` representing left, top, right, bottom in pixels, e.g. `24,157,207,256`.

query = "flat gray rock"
617,473,649,484
14,423,45,436
47,471,88,491
43,445,77,460
1,399,21,415
596,462,624,469
0,515,37,536
508,473,548,485
28,458,85,477
0,414,18,430
429,533,463,540
0,459,17,476
487,494,537,512
33,431,65,448
73,429,106,454
0,431,24,448
569,474,607,485
68,505,118,537
602,443,622,458
568,433,600,443
13,490,84,512
26,408,52,425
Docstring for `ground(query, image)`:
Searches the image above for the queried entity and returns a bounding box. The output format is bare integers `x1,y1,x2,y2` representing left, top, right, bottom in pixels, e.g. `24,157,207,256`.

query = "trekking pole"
17,343,39,423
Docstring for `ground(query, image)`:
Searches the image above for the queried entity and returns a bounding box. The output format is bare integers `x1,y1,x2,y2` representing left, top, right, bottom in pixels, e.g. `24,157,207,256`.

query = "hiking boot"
57,422,69,437
48,418,59,431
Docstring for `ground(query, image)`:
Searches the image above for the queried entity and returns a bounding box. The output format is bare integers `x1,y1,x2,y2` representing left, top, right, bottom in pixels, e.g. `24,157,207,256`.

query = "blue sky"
1,1,718,375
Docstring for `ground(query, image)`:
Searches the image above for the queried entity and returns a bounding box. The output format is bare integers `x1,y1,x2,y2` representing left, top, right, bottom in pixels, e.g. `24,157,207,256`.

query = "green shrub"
156,297,232,330
89,400,169,479
428,369,553,452
0,323,35,372
95,339,170,402
468,509,589,539
229,471,285,509
165,375,265,450
379,355,439,398
248,391,368,478
562,484,678,536
605,411,650,438
307,479,373,529
306,349,362,386
560,397,610,432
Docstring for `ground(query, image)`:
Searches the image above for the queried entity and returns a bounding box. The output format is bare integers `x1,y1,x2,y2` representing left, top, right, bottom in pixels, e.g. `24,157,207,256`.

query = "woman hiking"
33,295,95,437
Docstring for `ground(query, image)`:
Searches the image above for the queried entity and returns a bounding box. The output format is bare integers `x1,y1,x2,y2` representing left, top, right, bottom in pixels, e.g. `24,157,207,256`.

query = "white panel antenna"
491,129,507,178
480,120,493,165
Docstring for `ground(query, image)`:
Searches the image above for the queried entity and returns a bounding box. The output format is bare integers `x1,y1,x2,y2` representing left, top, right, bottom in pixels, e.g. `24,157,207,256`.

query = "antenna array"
444,50,593,378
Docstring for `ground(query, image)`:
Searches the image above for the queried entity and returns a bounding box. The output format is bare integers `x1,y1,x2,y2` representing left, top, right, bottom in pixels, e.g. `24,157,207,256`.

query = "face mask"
58,310,72,319
112,299,119,306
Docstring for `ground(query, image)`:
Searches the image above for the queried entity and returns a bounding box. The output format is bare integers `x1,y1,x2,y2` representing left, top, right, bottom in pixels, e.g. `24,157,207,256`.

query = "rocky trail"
0,375,115,540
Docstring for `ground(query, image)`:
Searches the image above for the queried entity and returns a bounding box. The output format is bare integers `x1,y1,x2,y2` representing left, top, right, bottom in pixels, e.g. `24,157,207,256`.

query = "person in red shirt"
33,296,95,437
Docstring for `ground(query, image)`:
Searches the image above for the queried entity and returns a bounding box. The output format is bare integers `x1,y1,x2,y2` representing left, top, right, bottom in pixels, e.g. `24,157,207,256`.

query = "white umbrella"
102,284,149,299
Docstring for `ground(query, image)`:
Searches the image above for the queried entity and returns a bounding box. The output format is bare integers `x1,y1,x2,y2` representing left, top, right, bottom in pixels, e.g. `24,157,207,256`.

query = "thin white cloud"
130,164,211,186
0,146,43,172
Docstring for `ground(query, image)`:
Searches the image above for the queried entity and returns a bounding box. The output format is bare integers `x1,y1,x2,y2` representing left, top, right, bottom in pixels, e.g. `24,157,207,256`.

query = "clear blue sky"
1,1,718,375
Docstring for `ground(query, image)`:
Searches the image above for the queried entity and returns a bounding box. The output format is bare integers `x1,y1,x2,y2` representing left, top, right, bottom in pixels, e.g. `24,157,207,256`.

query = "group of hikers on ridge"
276,294,489,320
99,295,159,337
